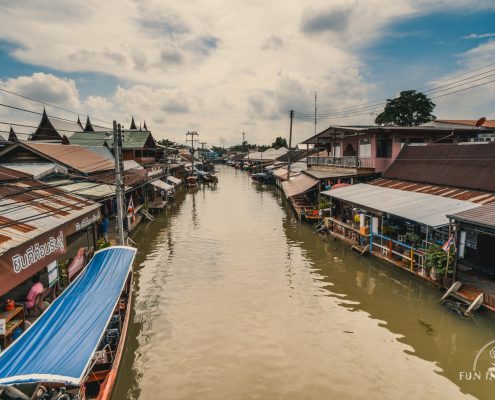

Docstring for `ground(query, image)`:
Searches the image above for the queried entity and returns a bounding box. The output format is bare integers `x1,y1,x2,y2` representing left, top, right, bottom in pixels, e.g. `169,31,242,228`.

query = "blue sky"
364,8,495,99
0,1,494,145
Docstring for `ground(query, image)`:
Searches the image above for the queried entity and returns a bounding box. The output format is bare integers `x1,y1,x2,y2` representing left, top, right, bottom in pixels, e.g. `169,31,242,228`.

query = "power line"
294,63,495,118
0,86,112,126
294,77,495,122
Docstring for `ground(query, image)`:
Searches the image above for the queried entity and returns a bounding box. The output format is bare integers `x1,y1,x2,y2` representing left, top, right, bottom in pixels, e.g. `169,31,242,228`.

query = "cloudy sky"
0,0,495,146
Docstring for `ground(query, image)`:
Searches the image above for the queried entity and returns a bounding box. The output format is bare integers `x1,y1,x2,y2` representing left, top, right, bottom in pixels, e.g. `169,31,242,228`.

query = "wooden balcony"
307,156,375,169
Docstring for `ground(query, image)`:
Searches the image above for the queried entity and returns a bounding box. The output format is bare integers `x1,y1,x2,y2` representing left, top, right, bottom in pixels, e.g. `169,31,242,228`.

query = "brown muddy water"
112,166,495,400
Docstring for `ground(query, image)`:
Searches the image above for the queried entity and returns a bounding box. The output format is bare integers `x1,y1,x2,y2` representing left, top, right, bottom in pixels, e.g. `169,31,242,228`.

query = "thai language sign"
11,232,64,274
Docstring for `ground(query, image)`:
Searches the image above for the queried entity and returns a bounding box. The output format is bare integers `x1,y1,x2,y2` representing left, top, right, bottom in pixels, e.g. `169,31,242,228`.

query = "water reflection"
112,167,495,400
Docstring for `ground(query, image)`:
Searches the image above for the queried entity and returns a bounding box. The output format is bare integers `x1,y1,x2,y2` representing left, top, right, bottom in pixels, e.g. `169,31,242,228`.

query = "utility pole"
314,92,317,135
287,110,294,181
113,121,125,245
186,131,199,174
242,132,246,153
200,141,207,164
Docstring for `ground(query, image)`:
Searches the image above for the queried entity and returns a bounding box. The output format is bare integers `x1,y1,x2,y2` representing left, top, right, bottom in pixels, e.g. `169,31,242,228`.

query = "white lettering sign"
75,211,101,232
11,231,65,274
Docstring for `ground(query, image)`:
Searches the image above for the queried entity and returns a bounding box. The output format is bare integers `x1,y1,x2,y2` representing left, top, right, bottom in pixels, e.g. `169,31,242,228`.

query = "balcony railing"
307,156,374,169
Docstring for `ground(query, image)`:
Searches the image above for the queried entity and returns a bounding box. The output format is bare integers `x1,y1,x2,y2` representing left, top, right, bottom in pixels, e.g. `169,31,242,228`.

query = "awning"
166,176,182,185
273,168,289,180
151,180,174,191
0,180,102,296
0,246,137,386
322,183,481,228
282,174,318,198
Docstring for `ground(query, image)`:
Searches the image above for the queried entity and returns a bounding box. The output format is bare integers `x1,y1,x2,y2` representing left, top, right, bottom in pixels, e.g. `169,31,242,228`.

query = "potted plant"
425,244,453,283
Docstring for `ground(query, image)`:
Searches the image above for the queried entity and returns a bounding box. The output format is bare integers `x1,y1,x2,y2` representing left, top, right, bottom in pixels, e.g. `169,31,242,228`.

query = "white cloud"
463,33,495,39
0,0,494,145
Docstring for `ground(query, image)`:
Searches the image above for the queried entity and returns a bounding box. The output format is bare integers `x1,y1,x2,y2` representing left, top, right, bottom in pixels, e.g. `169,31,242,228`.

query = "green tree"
375,90,436,126
272,136,288,149
211,146,227,155
158,138,176,147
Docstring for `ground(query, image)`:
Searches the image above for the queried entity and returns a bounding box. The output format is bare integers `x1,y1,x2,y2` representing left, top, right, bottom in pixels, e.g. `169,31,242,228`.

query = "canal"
113,166,495,400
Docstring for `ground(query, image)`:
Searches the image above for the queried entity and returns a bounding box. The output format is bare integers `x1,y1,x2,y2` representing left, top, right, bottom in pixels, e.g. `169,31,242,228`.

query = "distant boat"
187,175,198,188
0,246,137,400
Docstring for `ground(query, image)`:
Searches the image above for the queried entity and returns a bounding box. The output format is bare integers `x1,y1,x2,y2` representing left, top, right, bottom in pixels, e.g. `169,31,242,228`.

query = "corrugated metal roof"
67,131,110,146
383,143,495,192
322,183,480,227
371,178,495,204
0,166,32,182
1,163,69,179
0,180,100,256
24,142,115,174
448,202,495,229
282,174,318,198
123,160,144,171
48,181,119,200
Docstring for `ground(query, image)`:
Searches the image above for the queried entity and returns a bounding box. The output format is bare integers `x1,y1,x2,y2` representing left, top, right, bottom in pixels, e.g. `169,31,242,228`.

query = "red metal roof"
383,143,495,193
371,178,495,204
23,142,115,174
436,119,495,128
0,166,32,182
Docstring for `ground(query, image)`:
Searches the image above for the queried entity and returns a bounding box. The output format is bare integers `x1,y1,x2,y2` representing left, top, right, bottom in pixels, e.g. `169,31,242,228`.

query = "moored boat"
186,176,198,188
0,246,137,400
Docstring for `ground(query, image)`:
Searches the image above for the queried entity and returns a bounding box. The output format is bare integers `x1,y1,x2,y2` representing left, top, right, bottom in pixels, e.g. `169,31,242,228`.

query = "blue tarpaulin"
0,246,136,386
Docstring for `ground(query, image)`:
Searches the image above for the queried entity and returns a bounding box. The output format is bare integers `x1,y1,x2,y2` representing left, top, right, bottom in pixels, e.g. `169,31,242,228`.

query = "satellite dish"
475,117,486,127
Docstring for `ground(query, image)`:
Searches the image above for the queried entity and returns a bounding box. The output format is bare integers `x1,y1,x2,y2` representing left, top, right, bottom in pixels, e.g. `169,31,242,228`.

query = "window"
359,139,371,158
376,138,392,158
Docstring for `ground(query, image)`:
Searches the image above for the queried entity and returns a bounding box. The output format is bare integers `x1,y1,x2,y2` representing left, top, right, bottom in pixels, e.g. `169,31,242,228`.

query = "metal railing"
307,156,374,168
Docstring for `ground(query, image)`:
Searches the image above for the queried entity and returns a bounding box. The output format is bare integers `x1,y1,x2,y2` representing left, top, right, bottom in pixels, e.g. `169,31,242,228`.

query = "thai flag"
442,235,454,252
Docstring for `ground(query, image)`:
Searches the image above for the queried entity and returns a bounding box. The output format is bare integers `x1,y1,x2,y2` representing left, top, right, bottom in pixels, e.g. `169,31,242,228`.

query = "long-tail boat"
0,246,137,400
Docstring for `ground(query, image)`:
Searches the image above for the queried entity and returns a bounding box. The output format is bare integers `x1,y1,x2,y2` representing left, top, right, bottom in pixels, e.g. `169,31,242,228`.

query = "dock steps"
464,293,484,317
141,209,155,222
440,281,484,316
351,244,369,256
441,281,462,301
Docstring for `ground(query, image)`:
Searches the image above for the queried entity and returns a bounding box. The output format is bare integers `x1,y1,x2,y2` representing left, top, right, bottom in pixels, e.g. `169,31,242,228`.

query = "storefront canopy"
322,183,480,228
0,246,137,386
151,179,174,191
282,174,318,198
166,176,182,185
0,180,102,296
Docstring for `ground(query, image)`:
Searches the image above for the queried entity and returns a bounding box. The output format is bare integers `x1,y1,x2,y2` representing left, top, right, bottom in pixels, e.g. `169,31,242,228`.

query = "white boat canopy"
151,180,174,191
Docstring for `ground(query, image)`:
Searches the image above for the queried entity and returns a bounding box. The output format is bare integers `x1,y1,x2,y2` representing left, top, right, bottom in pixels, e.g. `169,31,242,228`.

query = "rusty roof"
448,202,495,229
435,119,495,128
371,178,495,204
383,143,495,193
23,142,115,174
0,179,100,256
0,166,32,182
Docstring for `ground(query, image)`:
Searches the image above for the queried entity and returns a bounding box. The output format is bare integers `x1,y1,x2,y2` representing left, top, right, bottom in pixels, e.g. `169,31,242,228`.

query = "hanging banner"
47,260,59,287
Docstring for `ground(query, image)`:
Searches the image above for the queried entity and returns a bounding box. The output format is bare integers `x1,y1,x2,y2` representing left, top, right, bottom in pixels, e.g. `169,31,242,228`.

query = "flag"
442,235,454,252
128,197,136,223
